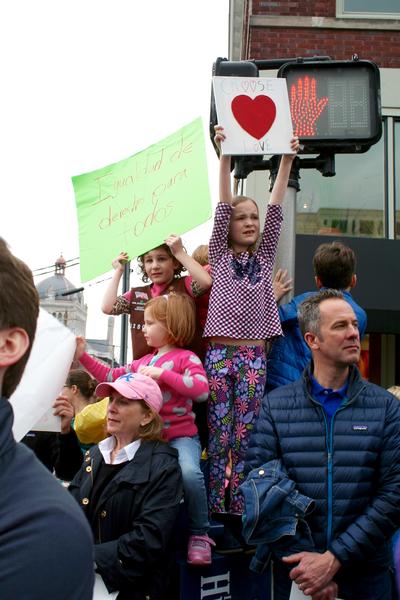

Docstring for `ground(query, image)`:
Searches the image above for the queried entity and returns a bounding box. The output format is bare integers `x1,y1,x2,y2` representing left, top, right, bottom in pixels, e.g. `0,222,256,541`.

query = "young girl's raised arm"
79,352,128,382
257,137,299,264
214,126,233,205
76,336,136,382
206,126,235,266
165,235,212,291
269,137,299,206
101,252,129,314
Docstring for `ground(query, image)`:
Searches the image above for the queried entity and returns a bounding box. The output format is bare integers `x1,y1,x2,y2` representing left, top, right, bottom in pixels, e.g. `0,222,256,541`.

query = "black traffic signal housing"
209,56,382,179
278,58,382,153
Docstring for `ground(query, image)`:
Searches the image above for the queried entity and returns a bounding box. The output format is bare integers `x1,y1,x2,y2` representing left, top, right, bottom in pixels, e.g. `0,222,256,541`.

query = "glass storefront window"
337,0,400,18
395,120,400,238
296,133,385,238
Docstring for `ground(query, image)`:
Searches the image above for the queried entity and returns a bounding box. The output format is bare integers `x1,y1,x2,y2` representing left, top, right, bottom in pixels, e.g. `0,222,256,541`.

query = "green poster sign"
72,117,212,282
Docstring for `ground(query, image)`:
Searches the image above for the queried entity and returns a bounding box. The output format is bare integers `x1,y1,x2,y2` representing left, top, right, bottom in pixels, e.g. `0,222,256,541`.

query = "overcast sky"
1,1,229,357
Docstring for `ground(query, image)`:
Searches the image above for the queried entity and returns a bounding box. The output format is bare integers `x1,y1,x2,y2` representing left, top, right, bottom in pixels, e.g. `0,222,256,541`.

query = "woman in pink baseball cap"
69,372,183,600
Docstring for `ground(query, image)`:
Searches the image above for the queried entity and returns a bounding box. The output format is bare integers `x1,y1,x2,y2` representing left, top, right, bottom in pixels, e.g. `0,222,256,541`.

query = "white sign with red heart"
212,76,294,155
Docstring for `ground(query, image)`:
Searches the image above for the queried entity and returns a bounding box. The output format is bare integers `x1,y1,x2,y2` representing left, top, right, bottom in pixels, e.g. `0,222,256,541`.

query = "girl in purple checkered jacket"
204,126,299,515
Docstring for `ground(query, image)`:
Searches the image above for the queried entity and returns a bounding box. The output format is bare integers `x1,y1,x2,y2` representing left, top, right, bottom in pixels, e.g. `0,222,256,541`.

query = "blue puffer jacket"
266,290,367,390
245,365,400,569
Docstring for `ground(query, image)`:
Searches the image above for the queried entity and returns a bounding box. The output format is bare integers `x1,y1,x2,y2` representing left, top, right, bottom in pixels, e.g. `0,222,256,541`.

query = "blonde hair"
192,245,209,266
387,386,400,401
137,400,163,441
145,293,195,347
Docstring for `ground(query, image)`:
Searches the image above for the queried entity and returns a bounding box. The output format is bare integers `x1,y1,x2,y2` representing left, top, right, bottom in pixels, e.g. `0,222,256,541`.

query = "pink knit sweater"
80,349,209,442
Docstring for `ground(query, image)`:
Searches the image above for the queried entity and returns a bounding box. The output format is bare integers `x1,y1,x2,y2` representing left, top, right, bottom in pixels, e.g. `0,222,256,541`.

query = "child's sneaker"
187,534,215,565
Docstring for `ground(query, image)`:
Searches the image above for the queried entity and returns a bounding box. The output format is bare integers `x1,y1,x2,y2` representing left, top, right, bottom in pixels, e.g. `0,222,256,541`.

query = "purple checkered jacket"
203,202,283,340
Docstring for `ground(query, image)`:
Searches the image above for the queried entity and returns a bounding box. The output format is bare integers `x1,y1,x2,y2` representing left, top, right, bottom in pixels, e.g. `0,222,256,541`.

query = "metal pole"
269,157,301,302
119,262,130,365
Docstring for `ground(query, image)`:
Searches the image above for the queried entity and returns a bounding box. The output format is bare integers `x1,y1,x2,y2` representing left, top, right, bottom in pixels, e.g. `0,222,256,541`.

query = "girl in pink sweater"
77,293,214,566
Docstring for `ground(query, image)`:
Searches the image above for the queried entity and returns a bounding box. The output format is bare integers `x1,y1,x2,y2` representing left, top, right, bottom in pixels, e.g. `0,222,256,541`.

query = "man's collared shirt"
98,436,141,464
310,375,348,424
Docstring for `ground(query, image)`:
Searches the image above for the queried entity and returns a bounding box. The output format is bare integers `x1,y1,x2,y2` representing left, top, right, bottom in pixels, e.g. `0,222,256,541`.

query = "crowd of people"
1,126,400,600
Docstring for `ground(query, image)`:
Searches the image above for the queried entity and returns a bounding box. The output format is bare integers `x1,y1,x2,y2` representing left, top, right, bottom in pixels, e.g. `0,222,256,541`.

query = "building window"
331,219,348,233
359,220,374,235
337,0,400,19
296,127,385,238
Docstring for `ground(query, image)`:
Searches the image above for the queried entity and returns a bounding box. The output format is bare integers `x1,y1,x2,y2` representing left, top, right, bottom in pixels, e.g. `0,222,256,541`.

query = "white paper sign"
213,76,294,155
10,308,76,441
32,406,61,433
289,582,311,600
93,574,117,599
290,582,343,600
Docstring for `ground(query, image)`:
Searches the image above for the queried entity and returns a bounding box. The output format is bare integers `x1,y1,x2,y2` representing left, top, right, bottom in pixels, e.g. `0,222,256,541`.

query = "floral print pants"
205,343,267,514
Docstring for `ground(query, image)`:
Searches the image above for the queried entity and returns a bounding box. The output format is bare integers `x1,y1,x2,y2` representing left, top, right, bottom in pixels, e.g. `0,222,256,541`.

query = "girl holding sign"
204,126,299,515
76,293,215,566
102,235,212,361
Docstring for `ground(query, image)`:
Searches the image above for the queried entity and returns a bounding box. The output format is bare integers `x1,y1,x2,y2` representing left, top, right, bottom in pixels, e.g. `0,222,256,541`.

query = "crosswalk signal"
278,58,382,153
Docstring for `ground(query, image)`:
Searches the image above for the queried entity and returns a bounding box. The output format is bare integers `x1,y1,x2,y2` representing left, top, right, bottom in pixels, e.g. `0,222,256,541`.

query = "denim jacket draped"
240,459,315,573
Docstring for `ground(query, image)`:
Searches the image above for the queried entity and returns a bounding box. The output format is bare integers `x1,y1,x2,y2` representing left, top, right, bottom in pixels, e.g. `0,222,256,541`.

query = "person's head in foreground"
95,372,164,445
0,238,39,399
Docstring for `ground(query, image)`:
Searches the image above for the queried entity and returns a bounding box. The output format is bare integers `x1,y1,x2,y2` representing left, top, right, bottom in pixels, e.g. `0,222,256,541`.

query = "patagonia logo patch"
352,425,368,431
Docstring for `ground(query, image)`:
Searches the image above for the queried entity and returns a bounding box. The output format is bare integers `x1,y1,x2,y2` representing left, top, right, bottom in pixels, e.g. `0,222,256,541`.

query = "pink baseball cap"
95,372,162,414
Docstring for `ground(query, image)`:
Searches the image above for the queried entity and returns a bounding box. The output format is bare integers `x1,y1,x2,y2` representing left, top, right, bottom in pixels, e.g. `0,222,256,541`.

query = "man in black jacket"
246,289,400,600
0,238,94,599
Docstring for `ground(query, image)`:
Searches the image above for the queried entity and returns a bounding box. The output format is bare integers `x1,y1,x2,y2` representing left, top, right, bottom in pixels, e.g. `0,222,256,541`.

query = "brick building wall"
243,0,400,68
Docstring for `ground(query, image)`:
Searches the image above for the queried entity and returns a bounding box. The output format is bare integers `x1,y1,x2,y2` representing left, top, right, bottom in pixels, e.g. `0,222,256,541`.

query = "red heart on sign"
231,94,277,140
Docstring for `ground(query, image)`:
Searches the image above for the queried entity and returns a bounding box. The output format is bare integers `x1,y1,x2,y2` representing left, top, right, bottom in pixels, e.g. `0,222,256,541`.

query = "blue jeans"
169,436,209,535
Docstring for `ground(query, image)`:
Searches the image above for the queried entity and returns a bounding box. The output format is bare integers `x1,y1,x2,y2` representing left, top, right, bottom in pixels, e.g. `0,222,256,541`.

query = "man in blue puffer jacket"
267,241,367,391
245,289,400,600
